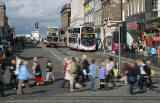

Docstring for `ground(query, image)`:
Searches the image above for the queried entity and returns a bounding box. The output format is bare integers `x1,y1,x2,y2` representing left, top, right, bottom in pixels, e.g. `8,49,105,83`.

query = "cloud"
4,0,70,35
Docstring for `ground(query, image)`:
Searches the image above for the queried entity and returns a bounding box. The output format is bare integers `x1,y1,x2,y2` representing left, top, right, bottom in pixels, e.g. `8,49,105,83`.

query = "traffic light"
113,31,118,43
120,22,126,43
138,23,143,30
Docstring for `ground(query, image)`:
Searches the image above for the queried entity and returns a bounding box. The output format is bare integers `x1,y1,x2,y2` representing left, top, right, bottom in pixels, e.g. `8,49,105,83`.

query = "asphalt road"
1,44,160,103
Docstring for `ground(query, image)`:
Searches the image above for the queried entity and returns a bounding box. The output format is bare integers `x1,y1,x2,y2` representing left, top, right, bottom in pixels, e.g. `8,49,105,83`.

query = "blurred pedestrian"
15,56,22,75
122,59,129,84
33,61,43,86
69,58,78,92
127,63,137,94
137,59,151,90
0,62,5,97
75,58,85,83
17,61,32,95
61,57,70,88
45,62,55,82
9,59,17,89
106,57,116,88
99,62,106,90
81,55,90,80
150,46,157,63
88,60,96,91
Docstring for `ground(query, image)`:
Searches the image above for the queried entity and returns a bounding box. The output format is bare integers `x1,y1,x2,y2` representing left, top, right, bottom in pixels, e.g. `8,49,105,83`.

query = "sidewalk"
97,51,160,75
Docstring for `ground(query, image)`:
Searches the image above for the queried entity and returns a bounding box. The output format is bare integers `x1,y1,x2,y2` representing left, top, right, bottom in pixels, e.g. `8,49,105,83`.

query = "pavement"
1,43,160,103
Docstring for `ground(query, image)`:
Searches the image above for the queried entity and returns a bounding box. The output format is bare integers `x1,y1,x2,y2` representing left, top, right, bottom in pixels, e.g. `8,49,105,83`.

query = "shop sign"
153,37,160,41
145,22,159,29
127,22,138,30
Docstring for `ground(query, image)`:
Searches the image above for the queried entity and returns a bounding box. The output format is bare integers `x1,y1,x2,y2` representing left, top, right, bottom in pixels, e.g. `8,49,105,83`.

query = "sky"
2,0,70,36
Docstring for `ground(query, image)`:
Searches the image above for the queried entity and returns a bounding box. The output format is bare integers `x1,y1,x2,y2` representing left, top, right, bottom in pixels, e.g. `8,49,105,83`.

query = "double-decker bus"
46,26,59,47
67,26,96,51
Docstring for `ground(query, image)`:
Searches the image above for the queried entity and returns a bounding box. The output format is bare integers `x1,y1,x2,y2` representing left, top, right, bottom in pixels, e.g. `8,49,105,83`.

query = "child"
45,62,55,82
99,63,106,89
33,61,43,86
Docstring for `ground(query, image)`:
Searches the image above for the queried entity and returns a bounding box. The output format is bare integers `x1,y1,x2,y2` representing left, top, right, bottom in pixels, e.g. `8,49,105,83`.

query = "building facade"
0,2,9,40
123,0,160,49
94,0,102,31
61,4,71,32
70,0,85,27
101,0,122,52
84,0,95,26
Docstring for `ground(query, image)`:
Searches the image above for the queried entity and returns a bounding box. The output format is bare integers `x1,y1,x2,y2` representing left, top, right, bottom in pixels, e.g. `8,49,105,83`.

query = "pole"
118,27,121,75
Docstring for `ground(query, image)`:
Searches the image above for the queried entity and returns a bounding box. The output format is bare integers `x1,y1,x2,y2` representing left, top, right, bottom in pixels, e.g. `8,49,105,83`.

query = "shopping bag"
83,70,87,75
113,69,119,77
151,69,155,75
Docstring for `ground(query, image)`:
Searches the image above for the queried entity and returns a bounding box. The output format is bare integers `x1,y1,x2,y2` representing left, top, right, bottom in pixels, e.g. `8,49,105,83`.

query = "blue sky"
3,0,70,36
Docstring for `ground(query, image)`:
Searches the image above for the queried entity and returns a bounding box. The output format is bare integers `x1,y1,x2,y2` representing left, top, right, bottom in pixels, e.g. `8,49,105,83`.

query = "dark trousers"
10,75,18,88
61,79,69,88
130,83,135,94
139,76,148,89
106,74,116,87
100,79,105,89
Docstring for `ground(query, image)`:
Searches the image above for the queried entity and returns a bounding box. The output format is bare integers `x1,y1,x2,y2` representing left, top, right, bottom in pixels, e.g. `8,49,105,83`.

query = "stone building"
0,2,9,40
94,0,102,32
70,0,85,27
123,0,160,48
61,4,71,33
101,0,122,52
84,0,95,26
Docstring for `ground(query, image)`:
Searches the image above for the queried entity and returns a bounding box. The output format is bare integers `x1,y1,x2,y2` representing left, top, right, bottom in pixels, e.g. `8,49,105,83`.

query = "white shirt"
140,64,146,75
110,61,115,70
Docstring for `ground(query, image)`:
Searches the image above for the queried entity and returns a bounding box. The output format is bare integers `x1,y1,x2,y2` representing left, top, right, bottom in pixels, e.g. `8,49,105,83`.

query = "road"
1,44,160,103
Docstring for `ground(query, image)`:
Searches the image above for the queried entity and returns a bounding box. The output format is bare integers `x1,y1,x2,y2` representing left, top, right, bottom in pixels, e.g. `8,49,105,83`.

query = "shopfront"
143,18,160,48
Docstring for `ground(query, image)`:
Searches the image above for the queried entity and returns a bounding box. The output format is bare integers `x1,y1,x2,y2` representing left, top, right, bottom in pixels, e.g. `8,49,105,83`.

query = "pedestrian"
61,57,70,88
33,61,43,86
69,58,78,92
137,59,151,90
106,57,116,88
33,56,38,62
81,55,90,80
99,62,106,90
15,56,22,75
150,46,157,63
122,59,129,85
45,62,55,82
17,61,32,95
0,62,5,97
75,57,85,83
9,59,17,89
145,60,152,90
127,63,137,94
88,60,96,91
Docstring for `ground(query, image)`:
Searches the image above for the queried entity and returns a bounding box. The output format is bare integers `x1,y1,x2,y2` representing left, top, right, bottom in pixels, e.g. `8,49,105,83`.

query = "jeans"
130,83,135,94
61,79,69,88
89,76,95,90
135,76,140,88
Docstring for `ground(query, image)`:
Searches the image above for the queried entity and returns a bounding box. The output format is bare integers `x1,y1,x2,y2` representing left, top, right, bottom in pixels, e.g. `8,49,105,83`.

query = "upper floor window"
152,0,158,10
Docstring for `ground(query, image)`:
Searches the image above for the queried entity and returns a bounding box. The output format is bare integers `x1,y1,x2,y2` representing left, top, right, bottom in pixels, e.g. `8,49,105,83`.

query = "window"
152,0,158,10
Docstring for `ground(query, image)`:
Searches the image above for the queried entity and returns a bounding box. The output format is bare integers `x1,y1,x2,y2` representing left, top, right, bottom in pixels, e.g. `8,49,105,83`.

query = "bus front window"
81,34,95,45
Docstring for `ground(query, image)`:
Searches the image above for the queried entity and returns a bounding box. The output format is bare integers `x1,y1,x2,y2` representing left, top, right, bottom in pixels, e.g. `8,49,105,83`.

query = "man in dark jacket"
0,62,5,97
137,59,151,90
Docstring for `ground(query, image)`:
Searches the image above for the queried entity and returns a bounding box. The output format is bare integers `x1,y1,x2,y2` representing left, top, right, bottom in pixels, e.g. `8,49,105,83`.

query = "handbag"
83,70,87,75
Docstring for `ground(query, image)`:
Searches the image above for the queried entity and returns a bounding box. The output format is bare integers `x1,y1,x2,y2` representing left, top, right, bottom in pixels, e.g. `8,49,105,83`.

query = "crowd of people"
0,54,154,97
